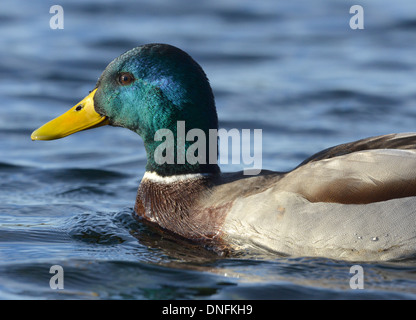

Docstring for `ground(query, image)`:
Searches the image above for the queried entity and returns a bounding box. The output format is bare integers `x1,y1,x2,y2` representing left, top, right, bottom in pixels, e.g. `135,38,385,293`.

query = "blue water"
1,0,416,299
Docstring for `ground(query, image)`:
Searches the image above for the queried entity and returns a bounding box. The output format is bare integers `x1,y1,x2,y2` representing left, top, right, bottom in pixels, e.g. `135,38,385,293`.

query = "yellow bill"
31,89,109,141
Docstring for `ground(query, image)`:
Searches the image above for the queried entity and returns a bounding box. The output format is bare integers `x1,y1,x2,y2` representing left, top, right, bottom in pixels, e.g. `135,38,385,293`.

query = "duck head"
31,44,220,176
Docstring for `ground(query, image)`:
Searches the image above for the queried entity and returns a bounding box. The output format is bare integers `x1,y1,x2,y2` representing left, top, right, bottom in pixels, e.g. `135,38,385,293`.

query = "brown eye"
118,72,134,85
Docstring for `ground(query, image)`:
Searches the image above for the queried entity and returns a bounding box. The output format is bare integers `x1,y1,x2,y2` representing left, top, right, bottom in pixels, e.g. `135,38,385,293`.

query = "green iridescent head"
32,44,220,176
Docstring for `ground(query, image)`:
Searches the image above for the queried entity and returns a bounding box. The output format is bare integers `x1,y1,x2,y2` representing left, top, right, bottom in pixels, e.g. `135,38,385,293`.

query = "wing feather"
298,133,416,167
283,147,416,204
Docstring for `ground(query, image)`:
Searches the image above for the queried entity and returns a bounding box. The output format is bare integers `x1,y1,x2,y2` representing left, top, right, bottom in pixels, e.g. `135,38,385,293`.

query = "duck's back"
209,133,416,261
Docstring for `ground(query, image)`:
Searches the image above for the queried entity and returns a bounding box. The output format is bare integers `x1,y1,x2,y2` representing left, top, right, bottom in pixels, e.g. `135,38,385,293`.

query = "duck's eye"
118,72,134,85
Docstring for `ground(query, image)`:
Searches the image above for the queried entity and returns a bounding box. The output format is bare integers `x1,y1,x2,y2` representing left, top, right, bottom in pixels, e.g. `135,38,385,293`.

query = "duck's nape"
31,43,220,176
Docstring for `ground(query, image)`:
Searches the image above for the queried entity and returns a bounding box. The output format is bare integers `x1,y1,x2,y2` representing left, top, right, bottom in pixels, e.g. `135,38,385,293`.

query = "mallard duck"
32,43,416,261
